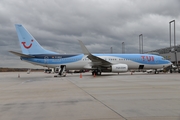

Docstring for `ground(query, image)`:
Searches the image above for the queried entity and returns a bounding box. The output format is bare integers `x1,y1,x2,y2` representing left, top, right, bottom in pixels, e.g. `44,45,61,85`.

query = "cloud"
0,0,180,67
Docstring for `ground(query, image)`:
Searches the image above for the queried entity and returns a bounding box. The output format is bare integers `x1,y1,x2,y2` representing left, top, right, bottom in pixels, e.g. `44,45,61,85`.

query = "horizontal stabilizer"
9,51,34,58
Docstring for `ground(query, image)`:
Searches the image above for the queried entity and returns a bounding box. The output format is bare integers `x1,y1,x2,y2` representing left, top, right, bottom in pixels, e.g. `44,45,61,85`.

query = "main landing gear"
92,69,101,76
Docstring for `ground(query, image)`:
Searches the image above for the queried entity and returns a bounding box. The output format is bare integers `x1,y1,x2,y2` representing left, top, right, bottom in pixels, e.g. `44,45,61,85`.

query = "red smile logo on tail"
21,39,33,49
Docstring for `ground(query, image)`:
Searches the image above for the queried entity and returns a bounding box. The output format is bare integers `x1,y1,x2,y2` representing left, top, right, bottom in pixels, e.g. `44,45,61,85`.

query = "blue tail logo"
21,39,33,49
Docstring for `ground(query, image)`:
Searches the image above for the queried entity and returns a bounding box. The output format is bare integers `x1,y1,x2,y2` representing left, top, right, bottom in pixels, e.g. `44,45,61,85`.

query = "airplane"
10,24,172,77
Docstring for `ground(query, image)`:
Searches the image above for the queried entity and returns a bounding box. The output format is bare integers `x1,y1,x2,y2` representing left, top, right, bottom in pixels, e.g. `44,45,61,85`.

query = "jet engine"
111,64,128,72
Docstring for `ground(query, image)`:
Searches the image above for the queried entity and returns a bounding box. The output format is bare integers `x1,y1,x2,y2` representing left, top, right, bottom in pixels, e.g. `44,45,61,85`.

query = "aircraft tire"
92,70,101,76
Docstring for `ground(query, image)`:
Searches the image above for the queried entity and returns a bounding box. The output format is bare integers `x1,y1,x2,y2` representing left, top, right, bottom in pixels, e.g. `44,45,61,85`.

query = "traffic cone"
18,74,20,78
131,72,133,75
80,73,82,78
93,73,96,77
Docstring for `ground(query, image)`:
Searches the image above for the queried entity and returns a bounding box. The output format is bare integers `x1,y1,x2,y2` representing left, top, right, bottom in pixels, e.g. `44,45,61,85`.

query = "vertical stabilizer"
15,24,58,55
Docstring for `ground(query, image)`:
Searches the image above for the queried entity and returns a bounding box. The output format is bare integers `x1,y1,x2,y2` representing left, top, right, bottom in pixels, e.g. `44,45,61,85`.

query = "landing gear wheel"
92,71,97,76
92,70,101,76
97,71,101,75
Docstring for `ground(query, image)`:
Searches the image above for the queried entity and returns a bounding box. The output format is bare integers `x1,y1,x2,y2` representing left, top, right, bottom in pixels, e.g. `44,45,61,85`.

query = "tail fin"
15,24,58,55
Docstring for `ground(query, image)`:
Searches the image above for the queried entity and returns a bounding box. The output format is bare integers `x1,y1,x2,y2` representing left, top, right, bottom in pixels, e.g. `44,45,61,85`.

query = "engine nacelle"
111,64,128,72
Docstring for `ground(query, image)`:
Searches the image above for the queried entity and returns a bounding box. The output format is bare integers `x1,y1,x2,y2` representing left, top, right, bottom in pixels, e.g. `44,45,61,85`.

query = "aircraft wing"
78,40,111,66
9,51,35,58
86,54,111,66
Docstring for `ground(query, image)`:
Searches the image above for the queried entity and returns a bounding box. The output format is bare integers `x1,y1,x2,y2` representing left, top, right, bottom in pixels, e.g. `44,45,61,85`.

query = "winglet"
78,40,91,55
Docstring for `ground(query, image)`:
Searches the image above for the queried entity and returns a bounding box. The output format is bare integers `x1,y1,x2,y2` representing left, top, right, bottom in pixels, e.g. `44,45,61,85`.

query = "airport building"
147,45,180,66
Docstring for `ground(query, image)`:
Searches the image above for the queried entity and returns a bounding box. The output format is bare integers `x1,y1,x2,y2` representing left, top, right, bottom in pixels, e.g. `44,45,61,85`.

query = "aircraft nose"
168,61,173,66
164,60,172,67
